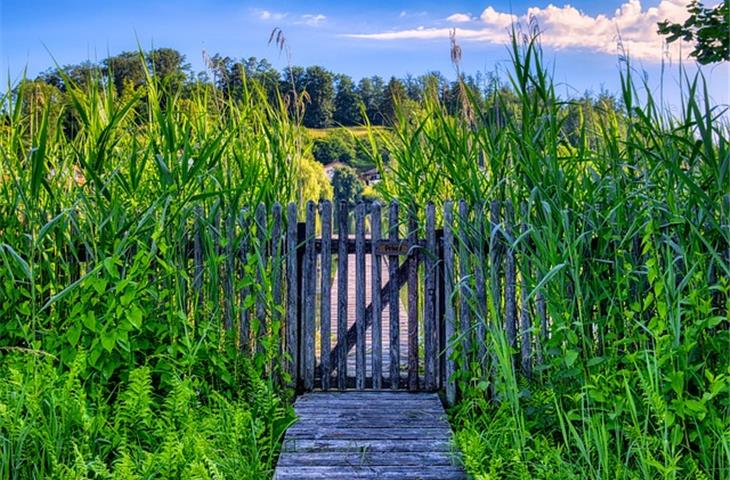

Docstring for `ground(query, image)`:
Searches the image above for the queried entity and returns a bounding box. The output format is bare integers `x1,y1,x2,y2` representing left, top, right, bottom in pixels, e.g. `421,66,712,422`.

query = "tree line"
19,47,523,129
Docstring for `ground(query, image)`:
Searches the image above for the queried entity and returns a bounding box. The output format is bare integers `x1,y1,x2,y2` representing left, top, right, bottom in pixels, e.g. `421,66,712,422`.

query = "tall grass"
367,32,729,479
0,58,331,477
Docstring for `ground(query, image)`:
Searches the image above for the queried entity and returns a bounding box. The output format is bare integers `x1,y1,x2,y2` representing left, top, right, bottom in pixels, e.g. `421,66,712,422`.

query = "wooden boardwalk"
274,391,466,479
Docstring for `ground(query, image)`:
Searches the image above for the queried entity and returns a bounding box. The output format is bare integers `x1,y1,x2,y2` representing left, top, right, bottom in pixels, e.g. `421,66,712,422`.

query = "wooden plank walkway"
275,392,466,479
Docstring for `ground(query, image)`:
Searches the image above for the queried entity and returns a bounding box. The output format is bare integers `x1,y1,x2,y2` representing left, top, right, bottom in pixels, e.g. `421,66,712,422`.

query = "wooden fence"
92,197,724,406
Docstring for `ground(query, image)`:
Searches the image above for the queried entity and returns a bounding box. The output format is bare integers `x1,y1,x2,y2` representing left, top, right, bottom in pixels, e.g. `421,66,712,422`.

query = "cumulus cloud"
446,13,473,23
346,0,692,61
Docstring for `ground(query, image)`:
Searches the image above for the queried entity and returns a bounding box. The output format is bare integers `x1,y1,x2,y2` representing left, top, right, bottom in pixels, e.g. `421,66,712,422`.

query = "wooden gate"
289,200,445,393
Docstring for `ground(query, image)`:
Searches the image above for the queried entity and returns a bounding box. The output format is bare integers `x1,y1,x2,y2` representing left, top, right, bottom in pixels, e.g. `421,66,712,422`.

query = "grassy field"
1,34,728,479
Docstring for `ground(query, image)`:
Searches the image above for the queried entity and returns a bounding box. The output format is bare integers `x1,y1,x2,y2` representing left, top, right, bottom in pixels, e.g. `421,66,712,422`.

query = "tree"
357,76,385,125
148,48,189,89
331,165,364,210
333,74,362,126
302,66,335,128
103,51,146,94
312,129,356,165
380,77,408,125
658,0,729,64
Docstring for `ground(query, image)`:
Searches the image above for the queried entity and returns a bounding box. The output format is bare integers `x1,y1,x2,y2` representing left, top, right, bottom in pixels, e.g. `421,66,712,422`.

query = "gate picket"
355,203,366,390
388,200,400,389
320,201,333,390
371,202,383,389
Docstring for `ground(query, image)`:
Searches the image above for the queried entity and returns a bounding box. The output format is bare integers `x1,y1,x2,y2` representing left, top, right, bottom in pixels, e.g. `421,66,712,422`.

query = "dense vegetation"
1,30,728,480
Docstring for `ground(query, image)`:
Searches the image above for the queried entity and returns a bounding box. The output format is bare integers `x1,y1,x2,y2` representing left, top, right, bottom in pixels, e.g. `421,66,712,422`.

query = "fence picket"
424,203,437,391
457,200,471,365
443,201,456,405
407,209,419,391
303,201,316,390
239,209,251,353
355,203,366,390
504,201,517,357
519,203,532,378
285,203,298,383
320,201,332,390
255,203,268,354
388,200,400,389
337,201,349,390
371,202,383,389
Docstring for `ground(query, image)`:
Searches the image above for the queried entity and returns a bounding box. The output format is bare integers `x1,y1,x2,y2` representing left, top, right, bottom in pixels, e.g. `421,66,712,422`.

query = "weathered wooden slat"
424,203,437,390
282,439,452,453
284,426,452,439
337,201,348,390
275,466,466,480
297,391,440,400
388,200,401,389
457,200,471,365
519,203,532,378
224,211,235,331
255,202,268,353
271,202,283,330
504,200,517,356
355,203,366,390
371,202,383,389
277,451,456,467
286,203,298,381
407,209,419,391
443,201,456,405
319,201,333,390
193,206,204,311
488,200,502,380
474,202,487,365
239,208,251,353
303,201,316,390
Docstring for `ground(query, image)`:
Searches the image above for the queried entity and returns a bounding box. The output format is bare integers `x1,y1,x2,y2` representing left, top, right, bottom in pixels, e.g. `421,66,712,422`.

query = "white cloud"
346,0,692,61
256,9,287,21
446,13,473,23
300,13,327,26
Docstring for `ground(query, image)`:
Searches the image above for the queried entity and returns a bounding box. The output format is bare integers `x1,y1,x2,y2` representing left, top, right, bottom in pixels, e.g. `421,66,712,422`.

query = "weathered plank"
407,209,419,391
224,211,234,331
388,200,400,389
443,201,456,405
255,202,268,353
286,203,298,380
424,203,437,390
519,203,532,378
504,200,517,356
355,203,366,390
337,201,349,390
458,200,471,364
371,202,383,389
303,201,316,390
275,466,466,480
320,201,333,390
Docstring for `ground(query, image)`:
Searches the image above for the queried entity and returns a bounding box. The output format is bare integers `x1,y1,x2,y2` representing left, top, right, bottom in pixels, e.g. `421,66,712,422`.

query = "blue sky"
2,0,728,110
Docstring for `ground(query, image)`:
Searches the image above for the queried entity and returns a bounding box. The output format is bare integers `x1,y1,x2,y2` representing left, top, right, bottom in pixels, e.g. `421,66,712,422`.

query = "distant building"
362,168,381,186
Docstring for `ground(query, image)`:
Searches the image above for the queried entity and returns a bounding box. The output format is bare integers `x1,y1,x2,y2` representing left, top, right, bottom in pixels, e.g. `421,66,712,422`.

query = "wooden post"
388,200,400,389
337,201,349,390
424,203,437,391
224,211,235,331
444,201,456,405
407,208,419,391
285,203,298,385
355,203,366,390
458,200,471,365
302,201,316,390
255,203,268,353
371,202,383,389
474,202,488,365
504,201,517,360
271,203,283,373
519,203,532,378
319,200,332,390
239,208,251,353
